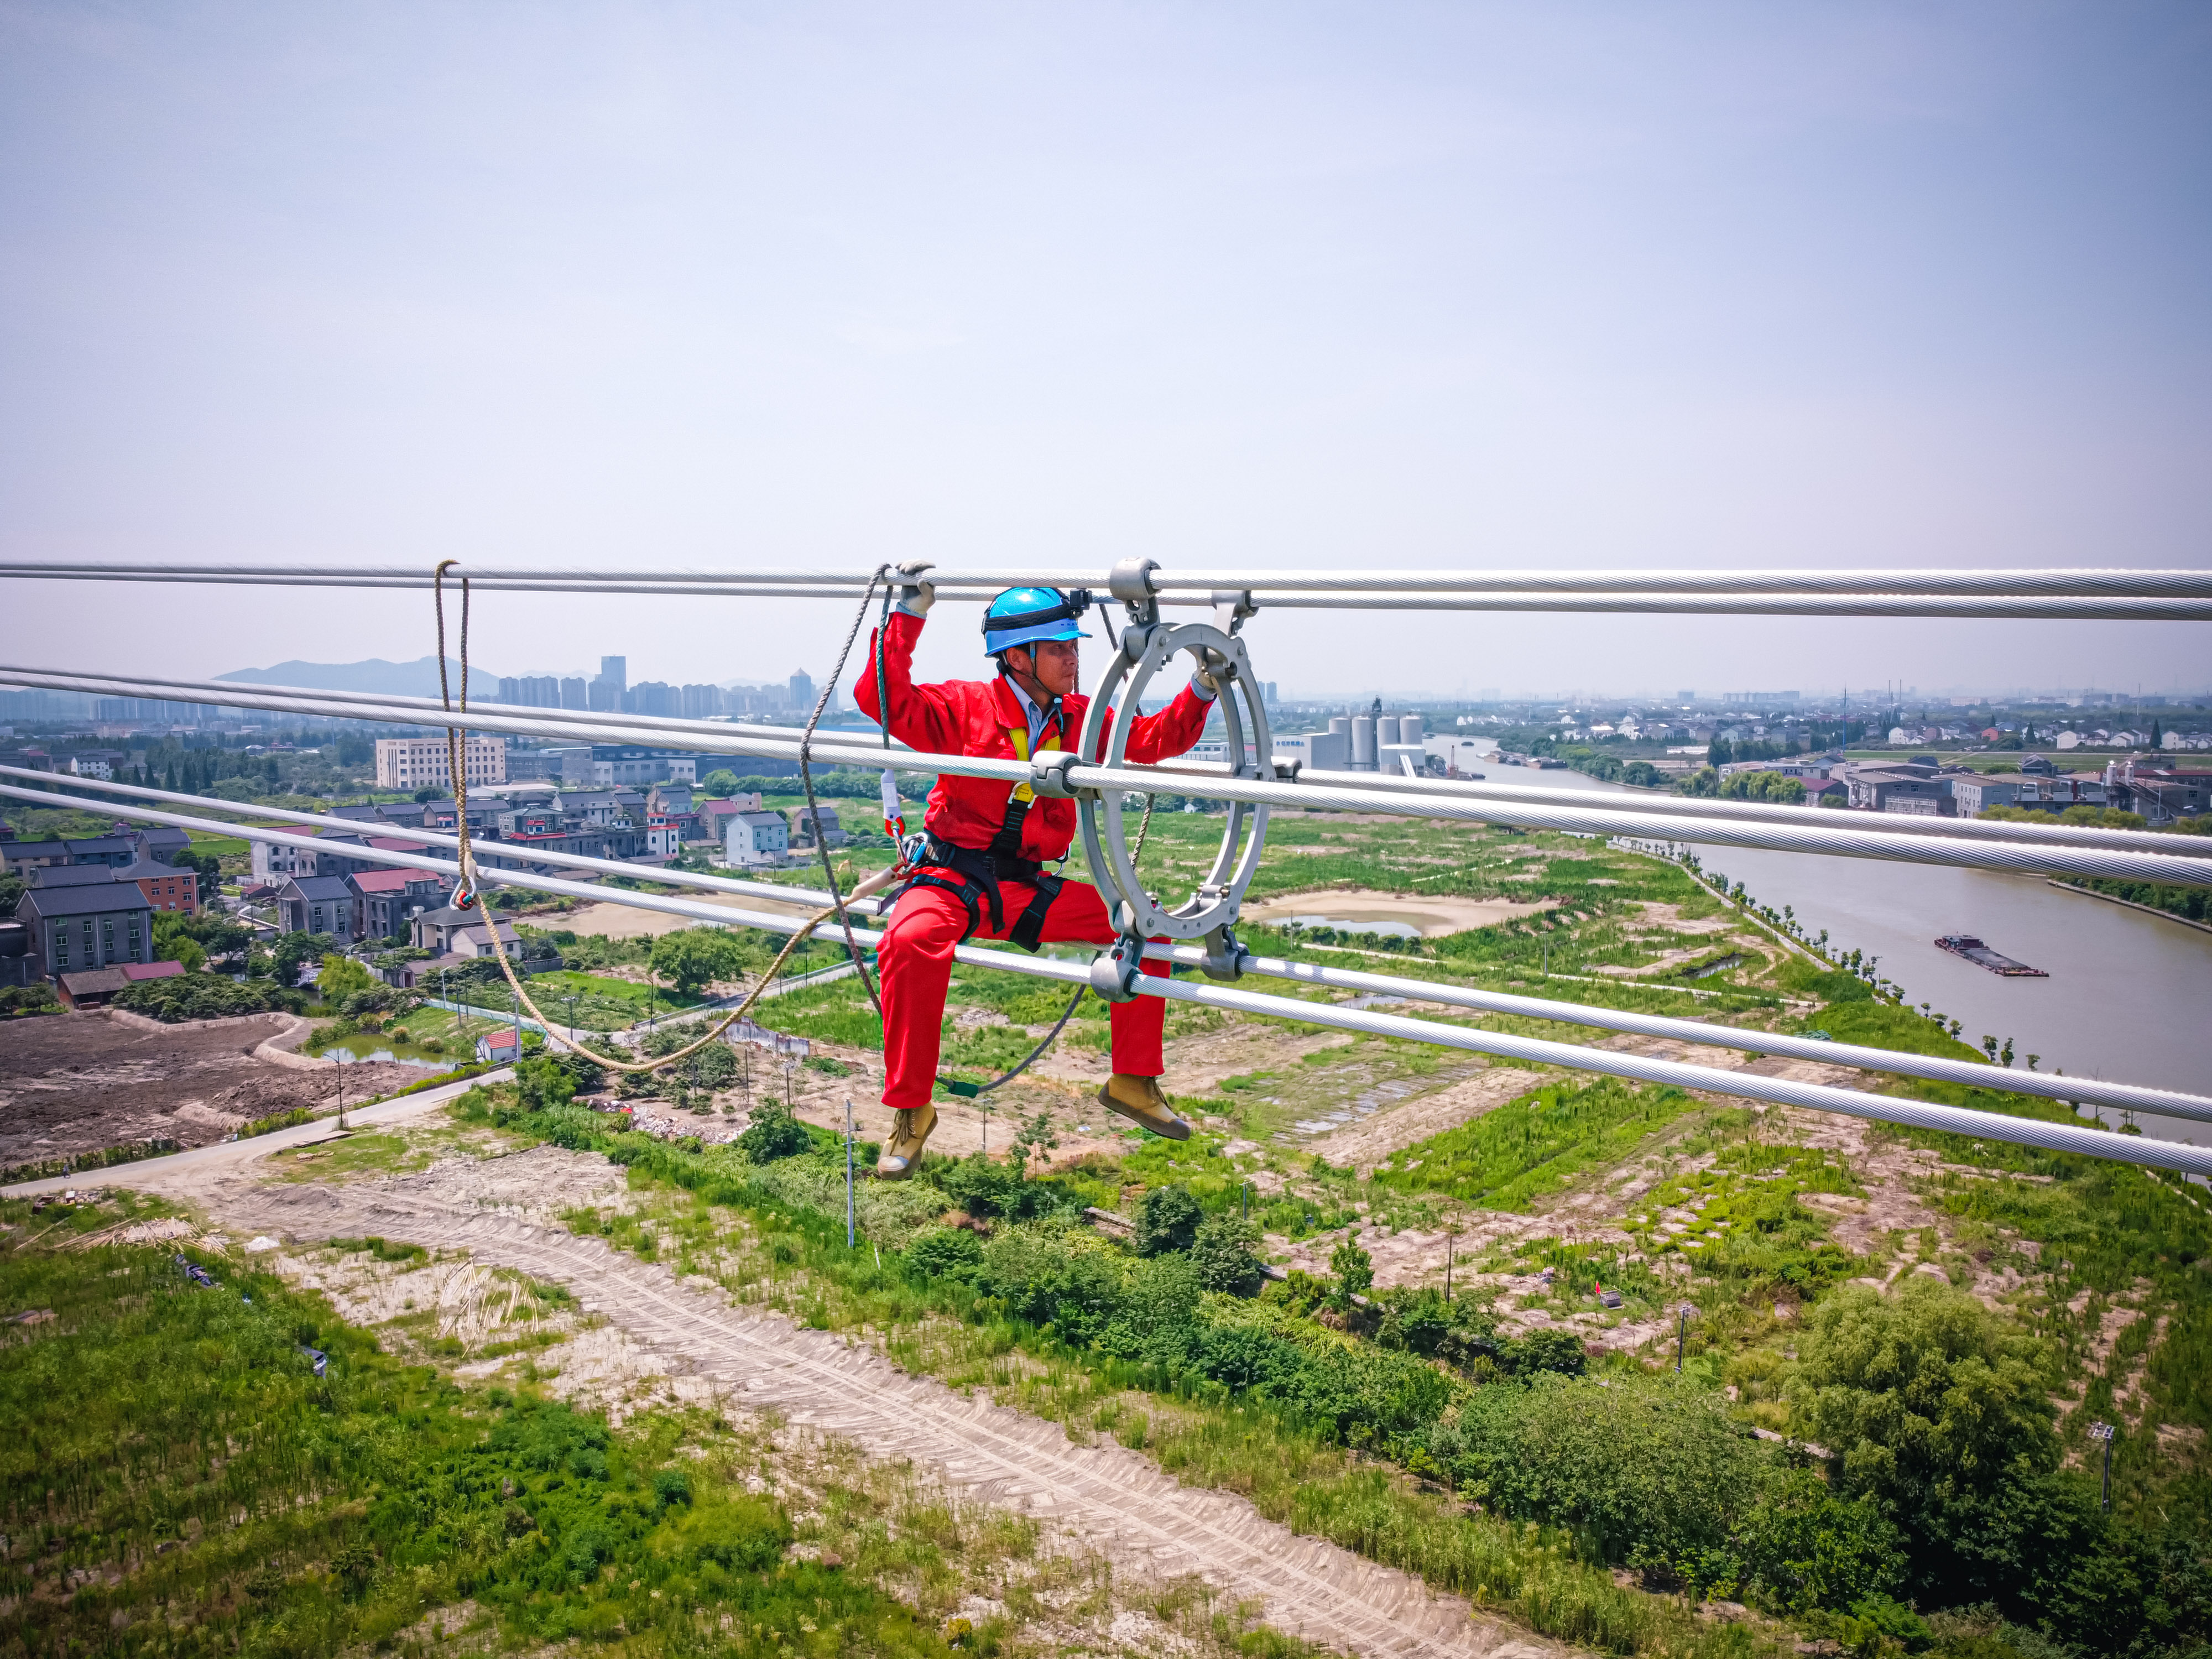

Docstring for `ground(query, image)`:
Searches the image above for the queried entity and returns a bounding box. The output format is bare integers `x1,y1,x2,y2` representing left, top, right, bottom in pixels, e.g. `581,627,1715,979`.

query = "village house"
275,873,362,943
348,867,451,941
116,856,199,915
726,810,790,868
15,879,155,979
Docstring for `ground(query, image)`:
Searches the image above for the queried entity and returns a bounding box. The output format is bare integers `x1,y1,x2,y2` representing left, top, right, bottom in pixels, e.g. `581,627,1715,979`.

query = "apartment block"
374,735,507,791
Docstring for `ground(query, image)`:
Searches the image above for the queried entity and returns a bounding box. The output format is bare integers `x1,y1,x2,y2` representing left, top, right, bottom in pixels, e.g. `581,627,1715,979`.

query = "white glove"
894,560,936,619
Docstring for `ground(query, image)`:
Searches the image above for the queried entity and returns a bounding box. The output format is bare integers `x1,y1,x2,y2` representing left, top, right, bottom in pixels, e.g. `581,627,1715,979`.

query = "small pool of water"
316,1039,460,1071
1278,914,1425,940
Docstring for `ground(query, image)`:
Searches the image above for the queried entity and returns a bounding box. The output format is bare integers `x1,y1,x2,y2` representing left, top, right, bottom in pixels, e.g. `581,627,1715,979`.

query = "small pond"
315,1037,461,1071
1275,914,1425,940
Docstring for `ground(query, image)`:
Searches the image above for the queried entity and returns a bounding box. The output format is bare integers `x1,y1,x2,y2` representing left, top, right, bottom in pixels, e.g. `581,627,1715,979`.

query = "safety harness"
899,698,1070,952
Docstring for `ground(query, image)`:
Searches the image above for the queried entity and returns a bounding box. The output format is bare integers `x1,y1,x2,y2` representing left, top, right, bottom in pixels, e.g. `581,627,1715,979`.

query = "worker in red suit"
854,570,1218,1177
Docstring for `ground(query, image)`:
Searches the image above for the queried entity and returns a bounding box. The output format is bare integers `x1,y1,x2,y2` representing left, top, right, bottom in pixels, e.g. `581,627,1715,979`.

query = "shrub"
1190,1213,1265,1296
738,1102,812,1163
902,1225,986,1286
1133,1183,1202,1256
514,1056,576,1113
936,1151,1053,1220
1425,1370,1761,1578
978,1225,1125,1342
1328,1235,1375,1306
1096,1255,1202,1360
113,975,289,1022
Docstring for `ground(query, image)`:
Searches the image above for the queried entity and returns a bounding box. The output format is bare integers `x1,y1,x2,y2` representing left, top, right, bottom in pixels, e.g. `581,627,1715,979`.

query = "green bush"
514,1056,576,1113
1425,1370,1830,1594
738,1102,812,1163
1190,1213,1265,1296
978,1225,1126,1342
113,974,291,1022
901,1225,987,1285
1133,1183,1202,1256
0,983,61,1018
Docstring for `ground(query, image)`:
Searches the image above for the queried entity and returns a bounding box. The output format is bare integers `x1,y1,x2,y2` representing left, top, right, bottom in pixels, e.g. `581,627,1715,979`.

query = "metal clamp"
1030,749,1085,799
1109,557,1161,630
1089,933,1146,1003
1199,922,1247,982
1209,589,1257,635
1074,617,1272,942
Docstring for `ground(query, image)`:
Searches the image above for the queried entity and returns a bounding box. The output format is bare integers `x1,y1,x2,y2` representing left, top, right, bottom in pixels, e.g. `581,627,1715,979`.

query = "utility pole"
335,1052,347,1133
844,1098,856,1249
1444,1230,1454,1301
2090,1421,2116,1511
1677,1303,1694,1372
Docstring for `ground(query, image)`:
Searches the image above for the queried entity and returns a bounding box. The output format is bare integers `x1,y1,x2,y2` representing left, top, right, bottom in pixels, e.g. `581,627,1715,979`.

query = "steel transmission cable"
13,779,2212,1182
19,761,2204,1125
19,660,2181,861
7,557,2212,597
9,666,2209,888
22,664,2177,863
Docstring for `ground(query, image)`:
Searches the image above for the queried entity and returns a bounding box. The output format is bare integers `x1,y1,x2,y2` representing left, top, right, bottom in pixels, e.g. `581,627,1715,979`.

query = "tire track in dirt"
222,1181,1560,1659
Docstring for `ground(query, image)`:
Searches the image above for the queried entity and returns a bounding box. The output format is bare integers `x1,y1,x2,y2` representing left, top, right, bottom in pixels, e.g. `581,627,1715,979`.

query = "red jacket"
853,612,1212,863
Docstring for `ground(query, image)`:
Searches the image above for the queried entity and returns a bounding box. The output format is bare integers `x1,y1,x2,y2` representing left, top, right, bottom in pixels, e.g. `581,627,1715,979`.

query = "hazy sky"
4,2,2209,702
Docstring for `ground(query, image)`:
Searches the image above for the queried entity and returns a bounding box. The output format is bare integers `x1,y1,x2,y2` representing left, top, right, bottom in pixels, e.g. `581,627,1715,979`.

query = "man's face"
1008,639,1080,698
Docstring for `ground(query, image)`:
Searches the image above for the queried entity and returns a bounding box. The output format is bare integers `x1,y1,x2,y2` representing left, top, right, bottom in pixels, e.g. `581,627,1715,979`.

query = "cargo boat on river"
1934,934,2049,977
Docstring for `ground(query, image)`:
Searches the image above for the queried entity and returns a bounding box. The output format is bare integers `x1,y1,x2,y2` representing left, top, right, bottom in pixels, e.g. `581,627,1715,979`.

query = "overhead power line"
17,761,2207,1126
6,665,2209,888
9,776,2208,1183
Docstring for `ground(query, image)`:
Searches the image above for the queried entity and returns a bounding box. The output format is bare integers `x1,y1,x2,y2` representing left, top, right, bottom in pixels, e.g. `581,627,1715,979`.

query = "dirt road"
205,1173,1555,1659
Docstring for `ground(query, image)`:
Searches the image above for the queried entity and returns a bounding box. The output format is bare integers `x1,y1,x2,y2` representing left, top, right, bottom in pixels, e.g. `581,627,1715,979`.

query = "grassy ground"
0,1202,1330,1659
528,969,705,1032
508,1118,1785,1659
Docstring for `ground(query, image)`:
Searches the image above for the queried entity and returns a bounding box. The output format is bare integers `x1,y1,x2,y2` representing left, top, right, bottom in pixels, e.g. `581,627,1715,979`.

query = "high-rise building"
789,670,815,712
589,655,627,712
627,681,679,718
681,683,724,719
560,676,588,710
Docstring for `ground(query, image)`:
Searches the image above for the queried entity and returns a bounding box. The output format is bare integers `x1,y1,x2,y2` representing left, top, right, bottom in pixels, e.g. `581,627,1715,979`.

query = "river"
1497,767,2212,1147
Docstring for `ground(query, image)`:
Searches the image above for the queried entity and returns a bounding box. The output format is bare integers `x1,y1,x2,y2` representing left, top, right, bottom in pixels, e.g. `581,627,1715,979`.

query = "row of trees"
1676,767,1809,803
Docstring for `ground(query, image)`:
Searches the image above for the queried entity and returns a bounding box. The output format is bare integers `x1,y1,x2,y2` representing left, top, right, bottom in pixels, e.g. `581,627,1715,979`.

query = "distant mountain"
216,656,501,699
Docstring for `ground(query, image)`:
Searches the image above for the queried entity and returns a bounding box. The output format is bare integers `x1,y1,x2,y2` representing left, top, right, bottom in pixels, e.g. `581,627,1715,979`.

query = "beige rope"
430,560,865,1076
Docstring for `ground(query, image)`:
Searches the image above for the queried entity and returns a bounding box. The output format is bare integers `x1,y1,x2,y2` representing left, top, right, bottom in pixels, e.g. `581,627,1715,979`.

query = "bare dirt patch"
0,1009,423,1166
559,888,833,940
1243,890,1557,936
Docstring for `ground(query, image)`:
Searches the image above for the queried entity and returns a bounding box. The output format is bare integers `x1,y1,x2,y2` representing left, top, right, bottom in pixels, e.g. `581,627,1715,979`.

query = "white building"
375,735,507,792
726,810,790,868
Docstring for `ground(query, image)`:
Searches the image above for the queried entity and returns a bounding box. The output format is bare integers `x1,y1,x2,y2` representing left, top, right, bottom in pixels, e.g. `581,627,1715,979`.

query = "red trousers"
877,877,1168,1112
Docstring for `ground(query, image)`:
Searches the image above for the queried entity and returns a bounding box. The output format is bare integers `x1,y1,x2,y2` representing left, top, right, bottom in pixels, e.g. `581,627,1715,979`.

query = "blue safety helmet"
982,586,1093,658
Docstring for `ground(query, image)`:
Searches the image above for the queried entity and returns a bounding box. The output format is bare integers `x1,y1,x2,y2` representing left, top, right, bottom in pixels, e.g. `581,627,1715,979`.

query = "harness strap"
1007,870,1065,952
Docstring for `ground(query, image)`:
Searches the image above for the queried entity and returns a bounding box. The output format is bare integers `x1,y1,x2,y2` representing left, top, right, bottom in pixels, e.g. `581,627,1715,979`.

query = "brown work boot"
1098,1074,1190,1141
877,1103,938,1180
